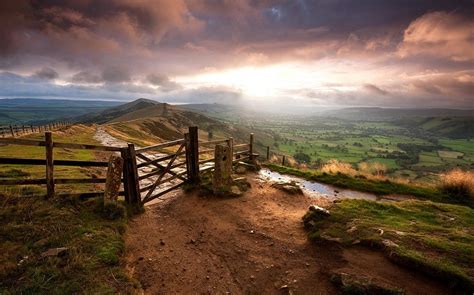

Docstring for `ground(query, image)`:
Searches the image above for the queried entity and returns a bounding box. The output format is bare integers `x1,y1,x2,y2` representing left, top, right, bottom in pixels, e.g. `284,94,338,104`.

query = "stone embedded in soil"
271,181,303,195
304,205,331,229
309,205,330,216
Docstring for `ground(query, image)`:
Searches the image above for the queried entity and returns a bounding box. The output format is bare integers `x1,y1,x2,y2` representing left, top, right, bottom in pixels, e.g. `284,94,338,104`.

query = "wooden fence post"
282,155,286,166
249,133,254,161
30,125,34,133
120,149,130,203
124,144,140,205
185,126,200,184
9,125,14,137
266,146,270,161
45,132,54,198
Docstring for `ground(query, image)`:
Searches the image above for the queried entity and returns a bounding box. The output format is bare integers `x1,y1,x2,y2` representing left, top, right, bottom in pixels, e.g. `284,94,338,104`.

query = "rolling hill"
80,98,276,151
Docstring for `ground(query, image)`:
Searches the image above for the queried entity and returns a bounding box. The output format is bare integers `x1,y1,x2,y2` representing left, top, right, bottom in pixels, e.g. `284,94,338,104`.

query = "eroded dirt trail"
125,176,453,294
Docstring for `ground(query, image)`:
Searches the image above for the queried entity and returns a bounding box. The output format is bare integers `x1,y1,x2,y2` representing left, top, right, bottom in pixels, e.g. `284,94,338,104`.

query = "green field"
206,113,474,181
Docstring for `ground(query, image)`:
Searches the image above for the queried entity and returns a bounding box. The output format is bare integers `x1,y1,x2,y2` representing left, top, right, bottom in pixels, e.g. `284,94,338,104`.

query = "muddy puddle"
259,168,378,201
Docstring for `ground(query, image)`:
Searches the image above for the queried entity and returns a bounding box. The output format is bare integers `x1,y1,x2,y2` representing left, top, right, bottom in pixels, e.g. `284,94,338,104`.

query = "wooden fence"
0,121,72,138
0,126,257,205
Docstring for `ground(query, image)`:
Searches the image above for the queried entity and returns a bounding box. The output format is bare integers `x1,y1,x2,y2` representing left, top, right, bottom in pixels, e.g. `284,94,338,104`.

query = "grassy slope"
0,197,133,294
0,125,135,293
304,199,474,291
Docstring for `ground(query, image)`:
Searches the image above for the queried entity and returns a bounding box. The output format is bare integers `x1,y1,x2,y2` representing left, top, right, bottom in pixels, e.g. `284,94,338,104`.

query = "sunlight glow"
177,60,390,100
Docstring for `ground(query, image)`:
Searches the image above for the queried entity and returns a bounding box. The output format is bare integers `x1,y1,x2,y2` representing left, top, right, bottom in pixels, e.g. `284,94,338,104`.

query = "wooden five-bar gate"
0,126,256,205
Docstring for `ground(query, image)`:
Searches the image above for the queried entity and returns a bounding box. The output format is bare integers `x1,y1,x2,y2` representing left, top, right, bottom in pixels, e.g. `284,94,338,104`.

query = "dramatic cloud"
0,1,472,108
71,71,103,84
32,67,59,80
146,74,182,92
363,84,389,96
399,11,474,62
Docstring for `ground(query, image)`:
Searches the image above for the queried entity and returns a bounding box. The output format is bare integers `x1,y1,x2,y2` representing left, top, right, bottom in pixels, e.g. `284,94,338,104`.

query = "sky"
0,0,473,108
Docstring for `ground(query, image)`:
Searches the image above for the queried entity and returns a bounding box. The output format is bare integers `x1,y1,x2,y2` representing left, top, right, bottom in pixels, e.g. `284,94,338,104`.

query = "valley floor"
125,175,454,294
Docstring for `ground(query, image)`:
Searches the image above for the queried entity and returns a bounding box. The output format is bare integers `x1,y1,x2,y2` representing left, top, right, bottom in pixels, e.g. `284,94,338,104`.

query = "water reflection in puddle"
259,168,377,201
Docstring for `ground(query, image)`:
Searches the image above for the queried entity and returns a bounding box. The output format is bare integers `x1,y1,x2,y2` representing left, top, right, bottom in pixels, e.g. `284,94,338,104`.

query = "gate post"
122,144,141,205
185,126,200,184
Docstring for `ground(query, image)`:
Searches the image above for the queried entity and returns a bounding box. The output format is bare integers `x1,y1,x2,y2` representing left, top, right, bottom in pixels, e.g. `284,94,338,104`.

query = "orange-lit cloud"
0,1,472,108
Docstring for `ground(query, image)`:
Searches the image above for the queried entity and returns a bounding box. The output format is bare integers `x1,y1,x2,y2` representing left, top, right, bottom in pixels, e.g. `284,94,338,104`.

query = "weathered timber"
135,139,184,153
45,132,54,198
126,143,141,204
136,152,185,168
233,143,249,149
199,139,228,145
185,126,200,184
53,142,124,152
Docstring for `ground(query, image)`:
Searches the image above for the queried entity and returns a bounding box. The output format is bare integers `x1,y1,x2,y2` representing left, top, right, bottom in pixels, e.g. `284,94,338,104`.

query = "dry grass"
358,161,387,177
440,169,474,199
321,159,358,176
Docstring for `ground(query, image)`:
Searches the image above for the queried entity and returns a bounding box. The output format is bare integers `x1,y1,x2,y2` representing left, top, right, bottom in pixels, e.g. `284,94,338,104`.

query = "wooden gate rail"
135,139,184,153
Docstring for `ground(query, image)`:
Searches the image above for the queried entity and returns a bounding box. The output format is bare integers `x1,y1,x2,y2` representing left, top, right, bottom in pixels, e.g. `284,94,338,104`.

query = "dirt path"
125,175,453,294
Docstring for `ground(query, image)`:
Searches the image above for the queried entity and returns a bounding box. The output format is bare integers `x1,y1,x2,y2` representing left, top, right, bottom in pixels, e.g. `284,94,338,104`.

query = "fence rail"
0,131,132,200
0,121,71,138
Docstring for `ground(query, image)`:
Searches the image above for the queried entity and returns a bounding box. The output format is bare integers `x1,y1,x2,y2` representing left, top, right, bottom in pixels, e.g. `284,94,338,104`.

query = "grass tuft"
440,169,474,200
